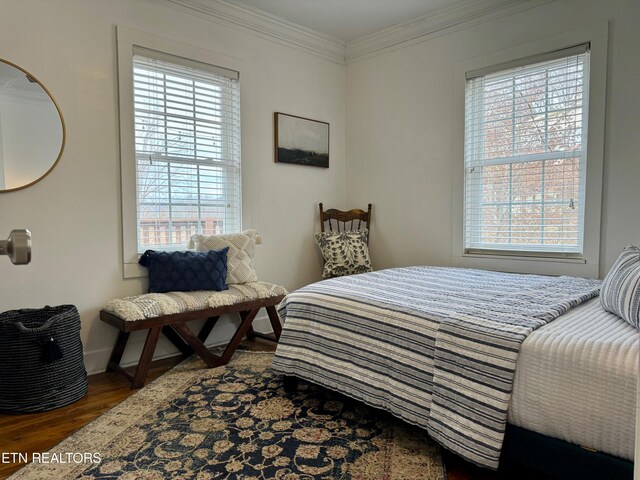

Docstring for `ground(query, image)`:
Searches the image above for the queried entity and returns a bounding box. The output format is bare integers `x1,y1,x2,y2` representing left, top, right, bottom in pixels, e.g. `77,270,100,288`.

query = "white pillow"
600,245,640,329
189,230,262,284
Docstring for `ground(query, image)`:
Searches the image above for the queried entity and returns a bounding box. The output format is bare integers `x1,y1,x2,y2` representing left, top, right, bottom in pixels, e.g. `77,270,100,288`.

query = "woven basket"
0,305,88,413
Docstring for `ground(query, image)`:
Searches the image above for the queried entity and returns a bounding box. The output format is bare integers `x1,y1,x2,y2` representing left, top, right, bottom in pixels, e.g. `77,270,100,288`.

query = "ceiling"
224,0,464,42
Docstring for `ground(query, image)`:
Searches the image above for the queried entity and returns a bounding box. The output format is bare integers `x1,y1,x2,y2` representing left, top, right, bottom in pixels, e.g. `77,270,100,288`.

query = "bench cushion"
103,282,288,322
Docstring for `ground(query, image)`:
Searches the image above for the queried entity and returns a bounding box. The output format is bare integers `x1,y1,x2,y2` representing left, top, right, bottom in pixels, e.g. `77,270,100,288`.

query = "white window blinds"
464,45,590,255
132,48,241,252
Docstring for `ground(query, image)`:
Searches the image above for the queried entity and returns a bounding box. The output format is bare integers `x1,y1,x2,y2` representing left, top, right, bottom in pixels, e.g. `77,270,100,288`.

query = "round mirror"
0,59,65,192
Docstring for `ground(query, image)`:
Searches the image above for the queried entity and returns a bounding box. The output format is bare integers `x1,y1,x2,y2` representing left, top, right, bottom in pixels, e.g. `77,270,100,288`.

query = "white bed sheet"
509,297,638,460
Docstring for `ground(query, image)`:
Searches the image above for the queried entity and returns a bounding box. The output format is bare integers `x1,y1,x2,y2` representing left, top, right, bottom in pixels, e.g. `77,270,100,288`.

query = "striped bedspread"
272,266,601,469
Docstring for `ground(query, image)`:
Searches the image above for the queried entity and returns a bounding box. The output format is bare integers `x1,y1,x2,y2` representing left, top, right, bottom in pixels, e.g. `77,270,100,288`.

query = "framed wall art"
274,112,329,168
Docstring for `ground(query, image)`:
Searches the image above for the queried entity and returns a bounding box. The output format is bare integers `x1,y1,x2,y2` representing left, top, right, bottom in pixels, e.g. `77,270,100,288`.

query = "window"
132,48,241,252
464,44,589,256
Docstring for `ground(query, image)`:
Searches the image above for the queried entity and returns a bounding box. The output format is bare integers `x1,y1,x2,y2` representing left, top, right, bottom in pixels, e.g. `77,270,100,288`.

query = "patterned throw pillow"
139,248,228,293
189,230,261,284
315,229,372,278
600,245,640,329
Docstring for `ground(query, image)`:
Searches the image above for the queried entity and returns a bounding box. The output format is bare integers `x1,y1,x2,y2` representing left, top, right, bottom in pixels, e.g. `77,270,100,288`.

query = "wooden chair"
319,203,372,243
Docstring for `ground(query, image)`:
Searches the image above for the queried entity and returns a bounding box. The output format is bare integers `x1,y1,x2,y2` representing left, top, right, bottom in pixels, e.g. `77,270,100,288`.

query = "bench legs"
197,316,220,342
161,316,220,358
133,327,162,389
245,305,282,342
106,327,162,389
106,331,130,373
219,309,259,364
106,306,282,389
266,305,283,339
171,323,220,368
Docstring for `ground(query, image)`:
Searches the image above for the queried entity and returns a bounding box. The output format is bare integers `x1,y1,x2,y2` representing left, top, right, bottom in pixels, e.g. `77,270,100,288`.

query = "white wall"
346,0,640,277
0,0,346,373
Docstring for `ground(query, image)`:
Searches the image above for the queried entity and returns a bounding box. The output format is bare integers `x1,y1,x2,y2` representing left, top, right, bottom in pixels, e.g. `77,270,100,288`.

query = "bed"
271,266,637,477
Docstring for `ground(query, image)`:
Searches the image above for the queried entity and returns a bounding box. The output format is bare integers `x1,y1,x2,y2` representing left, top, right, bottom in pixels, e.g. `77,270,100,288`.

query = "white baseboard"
83,312,274,376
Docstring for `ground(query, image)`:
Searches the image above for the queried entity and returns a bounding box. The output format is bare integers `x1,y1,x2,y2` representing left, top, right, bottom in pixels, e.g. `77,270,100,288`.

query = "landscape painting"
274,112,329,168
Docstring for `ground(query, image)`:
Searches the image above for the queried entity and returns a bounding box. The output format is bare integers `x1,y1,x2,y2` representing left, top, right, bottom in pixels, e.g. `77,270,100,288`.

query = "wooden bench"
100,282,287,389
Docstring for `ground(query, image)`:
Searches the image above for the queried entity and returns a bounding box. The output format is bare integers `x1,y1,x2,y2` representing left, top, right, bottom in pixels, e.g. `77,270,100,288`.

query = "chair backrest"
319,203,372,244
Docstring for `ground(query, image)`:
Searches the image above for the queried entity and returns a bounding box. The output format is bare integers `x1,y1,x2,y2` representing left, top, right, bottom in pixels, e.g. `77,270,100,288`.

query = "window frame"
451,22,608,278
464,45,590,257
117,27,244,278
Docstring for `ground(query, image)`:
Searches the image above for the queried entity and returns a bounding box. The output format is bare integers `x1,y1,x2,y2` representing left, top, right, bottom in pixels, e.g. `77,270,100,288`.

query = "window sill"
451,252,599,278
462,252,587,264
455,251,597,278
124,262,147,279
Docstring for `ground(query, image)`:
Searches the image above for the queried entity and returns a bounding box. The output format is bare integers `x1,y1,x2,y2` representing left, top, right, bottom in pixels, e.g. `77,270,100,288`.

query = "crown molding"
152,0,555,66
345,0,556,63
152,0,346,64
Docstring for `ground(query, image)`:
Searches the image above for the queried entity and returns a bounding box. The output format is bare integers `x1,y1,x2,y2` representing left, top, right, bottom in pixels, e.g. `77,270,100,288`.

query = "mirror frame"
0,58,66,193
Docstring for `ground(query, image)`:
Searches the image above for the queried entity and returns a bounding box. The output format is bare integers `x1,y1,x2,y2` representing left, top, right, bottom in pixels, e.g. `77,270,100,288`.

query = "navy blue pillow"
138,248,229,293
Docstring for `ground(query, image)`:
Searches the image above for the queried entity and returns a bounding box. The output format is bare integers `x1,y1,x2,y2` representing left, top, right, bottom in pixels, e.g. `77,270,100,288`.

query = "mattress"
509,297,638,461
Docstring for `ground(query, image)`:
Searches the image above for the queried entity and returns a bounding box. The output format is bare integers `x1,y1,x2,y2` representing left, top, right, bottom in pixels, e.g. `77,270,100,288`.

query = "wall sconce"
0,229,31,265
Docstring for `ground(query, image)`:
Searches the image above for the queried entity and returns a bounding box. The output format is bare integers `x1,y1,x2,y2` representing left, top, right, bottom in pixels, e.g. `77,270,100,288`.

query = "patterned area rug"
11,352,445,480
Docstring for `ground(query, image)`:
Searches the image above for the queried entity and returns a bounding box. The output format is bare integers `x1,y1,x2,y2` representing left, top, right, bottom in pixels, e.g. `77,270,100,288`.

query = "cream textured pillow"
189,230,262,284
600,245,640,329
315,229,372,278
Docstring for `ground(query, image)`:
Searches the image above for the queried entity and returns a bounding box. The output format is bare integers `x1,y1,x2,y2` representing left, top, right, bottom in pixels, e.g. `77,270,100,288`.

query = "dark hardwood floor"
0,338,505,480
